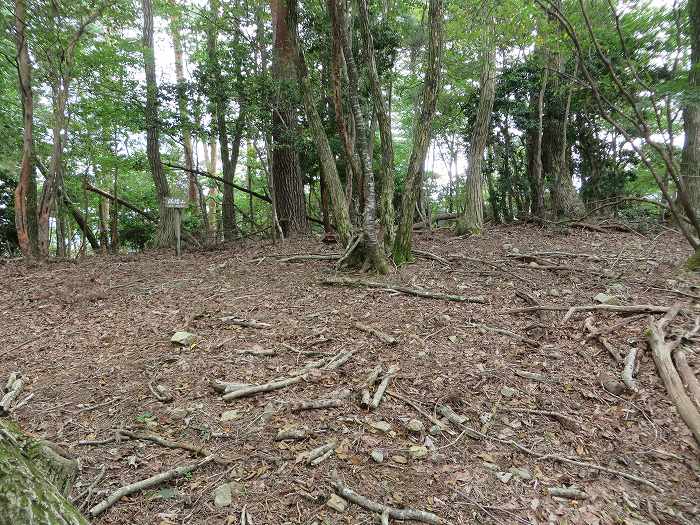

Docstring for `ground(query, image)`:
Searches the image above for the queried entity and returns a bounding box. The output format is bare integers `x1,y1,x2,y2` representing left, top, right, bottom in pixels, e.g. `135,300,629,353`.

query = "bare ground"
1,224,699,525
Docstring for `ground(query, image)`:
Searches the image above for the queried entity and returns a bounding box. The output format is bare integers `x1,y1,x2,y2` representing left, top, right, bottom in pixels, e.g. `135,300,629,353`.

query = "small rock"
326,494,347,512
549,288,561,297
213,483,232,507
370,421,392,433
406,419,424,433
408,445,428,459
429,424,443,436
391,455,408,464
510,466,532,480
548,486,588,500
495,471,513,483
220,410,240,423
479,413,492,425
370,449,385,463
171,331,196,346
593,293,622,306
500,386,517,399
608,283,626,292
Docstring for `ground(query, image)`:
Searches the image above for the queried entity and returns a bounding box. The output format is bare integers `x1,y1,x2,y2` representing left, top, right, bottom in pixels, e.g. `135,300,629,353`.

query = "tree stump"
0,418,88,525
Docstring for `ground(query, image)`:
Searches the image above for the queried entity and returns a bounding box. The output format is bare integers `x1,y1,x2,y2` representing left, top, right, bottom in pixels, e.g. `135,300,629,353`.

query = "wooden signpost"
165,197,187,256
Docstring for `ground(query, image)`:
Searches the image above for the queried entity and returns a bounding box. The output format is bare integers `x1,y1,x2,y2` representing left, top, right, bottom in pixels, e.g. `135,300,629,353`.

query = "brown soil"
1,224,699,525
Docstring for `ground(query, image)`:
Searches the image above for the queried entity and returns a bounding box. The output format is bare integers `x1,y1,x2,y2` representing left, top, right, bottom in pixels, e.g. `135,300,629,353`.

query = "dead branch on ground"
465,322,540,347
370,365,399,410
584,316,623,364
353,322,397,344
323,276,485,303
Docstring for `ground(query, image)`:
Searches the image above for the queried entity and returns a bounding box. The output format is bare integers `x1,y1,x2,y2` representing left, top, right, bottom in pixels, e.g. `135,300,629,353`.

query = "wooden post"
165,197,187,256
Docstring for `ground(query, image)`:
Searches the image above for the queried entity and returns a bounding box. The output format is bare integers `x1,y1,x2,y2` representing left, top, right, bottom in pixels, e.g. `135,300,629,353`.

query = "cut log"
361,366,383,407
0,418,88,524
370,365,399,410
222,376,304,401
648,311,700,445
322,276,486,303
622,349,638,392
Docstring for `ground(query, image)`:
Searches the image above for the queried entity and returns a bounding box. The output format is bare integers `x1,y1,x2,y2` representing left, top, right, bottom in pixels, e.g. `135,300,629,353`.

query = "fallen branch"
222,376,304,401
324,350,355,370
412,249,449,264
353,322,397,345
385,390,455,436
465,323,540,347
220,316,272,329
564,304,675,322
323,276,485,303
291,390,350,412
361,366,383,407
306,441,336,465
370,365,399,410
622,349,638,392
89,455,216,517
502,408,580,432
648,309,700,444
210,380,253,394
277,254,340,263
333,479,442,524
584,314,646,341
118,430,230,465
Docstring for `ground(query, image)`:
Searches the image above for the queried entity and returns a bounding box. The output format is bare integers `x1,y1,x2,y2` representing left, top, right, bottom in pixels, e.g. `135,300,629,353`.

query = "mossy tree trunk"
0,418,87,525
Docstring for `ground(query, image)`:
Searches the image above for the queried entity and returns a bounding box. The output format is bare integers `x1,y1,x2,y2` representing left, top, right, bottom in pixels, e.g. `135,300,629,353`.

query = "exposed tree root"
323,276,486,303
673,350,700,409
648,309,700,444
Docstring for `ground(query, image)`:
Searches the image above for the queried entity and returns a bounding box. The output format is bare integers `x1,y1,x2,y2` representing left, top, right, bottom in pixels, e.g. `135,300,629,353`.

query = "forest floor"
1,224,700,525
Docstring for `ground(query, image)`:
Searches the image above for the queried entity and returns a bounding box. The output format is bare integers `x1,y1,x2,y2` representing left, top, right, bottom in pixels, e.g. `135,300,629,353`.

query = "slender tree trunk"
682,0,700,224
110,164,119,252
270,0,308,237
288,0,352,245
357,0,395,248
393,0,445,264
13,0,36,257
457,9,496,235
168,0,197,204
528,66,548,218
330,0,388,272
142,0,175,247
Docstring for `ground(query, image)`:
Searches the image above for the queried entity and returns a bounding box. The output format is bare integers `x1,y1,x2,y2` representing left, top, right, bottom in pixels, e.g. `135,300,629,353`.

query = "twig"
412,249,449,264
584,316,623,364
220,316,272,329
222,375,305,400
118,430,230,465
465,322,540,347
563,304,675,322
89,455,216,516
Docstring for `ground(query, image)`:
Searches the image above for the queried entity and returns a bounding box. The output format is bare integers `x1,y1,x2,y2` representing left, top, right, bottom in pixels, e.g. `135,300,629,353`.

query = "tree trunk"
98,196,110,252
60,188,99,252
357,0,395,249
682,0,700,224
289,0,352,246
271,0,308,237
0,418,88,525
142,0,175,247
13,0,36,258
330,0,388,272
393,0,445,264
457,11,496,235
168,0,197,204
528,65,548,218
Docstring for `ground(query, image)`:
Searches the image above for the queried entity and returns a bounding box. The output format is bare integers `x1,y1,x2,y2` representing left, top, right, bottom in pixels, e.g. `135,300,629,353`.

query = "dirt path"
1,225,699,524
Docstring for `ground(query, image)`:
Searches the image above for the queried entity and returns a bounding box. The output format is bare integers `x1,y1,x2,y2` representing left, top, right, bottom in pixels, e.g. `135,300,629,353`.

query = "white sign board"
165,197,187,209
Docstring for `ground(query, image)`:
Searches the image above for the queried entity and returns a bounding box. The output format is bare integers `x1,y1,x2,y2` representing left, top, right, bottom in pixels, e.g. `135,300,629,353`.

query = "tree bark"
168,0,197,204
271,0,308,237
457,9,496,235
528,63,548,218
331,0,389,272
357,0,395,249
393,0,445,264
142,0,175,247
0,419,88,525
288,0,352,246
682,0,700,241
13,0,36,258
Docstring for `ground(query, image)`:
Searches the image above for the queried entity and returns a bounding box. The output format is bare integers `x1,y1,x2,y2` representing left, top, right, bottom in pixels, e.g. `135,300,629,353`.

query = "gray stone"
370,421,392,433
326,494,347,512
500,386,517,399
370,449,384,463
593,292,622,305
391,455,408,464
171,331,197,346
406,419,424,433
220,410,240,423
213,483,232,507
549,288,561,297
495,471,513,484
429,424,442,435
408,445,428,459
